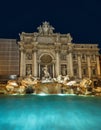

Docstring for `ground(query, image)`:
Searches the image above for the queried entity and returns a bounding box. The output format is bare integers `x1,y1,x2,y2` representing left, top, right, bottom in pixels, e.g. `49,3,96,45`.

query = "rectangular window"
92,68,96,75
82,54,86,61
72,54,77,60
91,55,95,61
83,68,86,75
74,69,77,75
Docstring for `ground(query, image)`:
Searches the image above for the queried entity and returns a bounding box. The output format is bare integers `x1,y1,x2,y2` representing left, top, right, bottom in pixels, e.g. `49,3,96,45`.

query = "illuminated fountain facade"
18,21,100,80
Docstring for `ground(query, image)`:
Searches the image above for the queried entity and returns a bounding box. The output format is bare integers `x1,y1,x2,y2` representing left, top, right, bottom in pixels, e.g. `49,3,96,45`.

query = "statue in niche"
61,66,67,76
42,65,50,78
26,53,32,60
26,64,32,75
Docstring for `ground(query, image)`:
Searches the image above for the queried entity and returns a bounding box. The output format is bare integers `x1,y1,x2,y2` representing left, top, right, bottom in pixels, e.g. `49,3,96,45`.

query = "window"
82,68,86,75
72,54,76,60
82,54,86,60
92,68,96,75
91,55,95,61
74,69,77,75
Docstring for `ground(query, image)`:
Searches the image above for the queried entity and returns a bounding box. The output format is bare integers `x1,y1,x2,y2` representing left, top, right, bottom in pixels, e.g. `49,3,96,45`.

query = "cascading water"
0,95,101,130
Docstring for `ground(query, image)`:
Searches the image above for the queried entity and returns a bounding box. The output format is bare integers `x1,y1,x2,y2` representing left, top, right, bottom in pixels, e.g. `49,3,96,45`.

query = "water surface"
0,95,101,130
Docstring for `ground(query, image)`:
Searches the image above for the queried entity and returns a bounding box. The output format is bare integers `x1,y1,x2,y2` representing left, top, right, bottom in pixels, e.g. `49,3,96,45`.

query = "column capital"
52,60,56,64
54,42,61,46
19,47,24,51
18,41,24,46
55,49,60,53
19,47,26,53
32,47,38,53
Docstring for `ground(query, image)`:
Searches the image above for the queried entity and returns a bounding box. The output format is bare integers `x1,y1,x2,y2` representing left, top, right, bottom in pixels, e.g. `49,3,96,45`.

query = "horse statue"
79,78,93,95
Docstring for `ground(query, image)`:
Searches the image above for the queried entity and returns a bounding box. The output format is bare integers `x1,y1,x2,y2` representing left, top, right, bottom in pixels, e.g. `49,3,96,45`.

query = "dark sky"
0,0,101,48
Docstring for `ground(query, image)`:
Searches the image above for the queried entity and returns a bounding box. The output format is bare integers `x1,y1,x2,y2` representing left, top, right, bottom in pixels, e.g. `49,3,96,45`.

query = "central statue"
42,65,50,79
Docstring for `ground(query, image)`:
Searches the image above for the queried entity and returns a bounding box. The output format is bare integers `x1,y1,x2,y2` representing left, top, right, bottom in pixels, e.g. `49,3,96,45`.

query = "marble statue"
37,21,54,35
42,65,50,78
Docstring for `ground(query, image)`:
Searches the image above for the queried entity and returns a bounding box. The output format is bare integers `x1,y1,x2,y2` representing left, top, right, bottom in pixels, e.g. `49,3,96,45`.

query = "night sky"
0,0,101,48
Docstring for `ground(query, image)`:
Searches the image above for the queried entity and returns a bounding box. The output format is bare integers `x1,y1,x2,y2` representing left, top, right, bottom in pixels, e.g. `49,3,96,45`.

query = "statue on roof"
37,21,54,35
67,33,73,43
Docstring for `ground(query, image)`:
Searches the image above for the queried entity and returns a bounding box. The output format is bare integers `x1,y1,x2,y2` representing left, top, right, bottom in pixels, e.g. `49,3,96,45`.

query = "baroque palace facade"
18,21,100,79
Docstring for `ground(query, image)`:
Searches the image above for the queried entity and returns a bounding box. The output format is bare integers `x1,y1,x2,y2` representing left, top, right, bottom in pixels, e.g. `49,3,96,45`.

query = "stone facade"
18,21,100,79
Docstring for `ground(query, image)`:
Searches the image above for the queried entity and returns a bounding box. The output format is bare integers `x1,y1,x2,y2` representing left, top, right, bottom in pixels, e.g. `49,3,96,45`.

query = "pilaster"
19,41,26,77
77,54,82,78
55,50,60,77
87,55,91,78
69,52,73,76
96,55,101,77
32,49,38,77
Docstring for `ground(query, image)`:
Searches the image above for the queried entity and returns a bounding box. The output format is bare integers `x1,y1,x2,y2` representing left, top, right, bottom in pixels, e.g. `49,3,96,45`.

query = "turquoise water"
0,95,101,130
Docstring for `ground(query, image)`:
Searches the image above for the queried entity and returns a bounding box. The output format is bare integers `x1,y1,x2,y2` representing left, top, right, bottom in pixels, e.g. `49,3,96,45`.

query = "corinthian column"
32,41,38,77
55,50,60,77
67,43,73,77
33,50,37,77
87,55,91,78
77,54,82,78
53,63,55,78
19,48,26,77
20,50,24,76
69,52,73,77
96,55,101,77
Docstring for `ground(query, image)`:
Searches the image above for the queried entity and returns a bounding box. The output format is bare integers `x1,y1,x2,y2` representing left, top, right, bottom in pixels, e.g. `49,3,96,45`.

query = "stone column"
55,51,60,77
96,55,101,77
32,42,38,77
87,55,91,78
33,50,37,77
68,52,73,77
23,52,26,76
19,49,25,77
20,50,24,76
53,63,55,78
67,54,70,75
77,54,82,78
39,63,40,78
19,41,26,77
